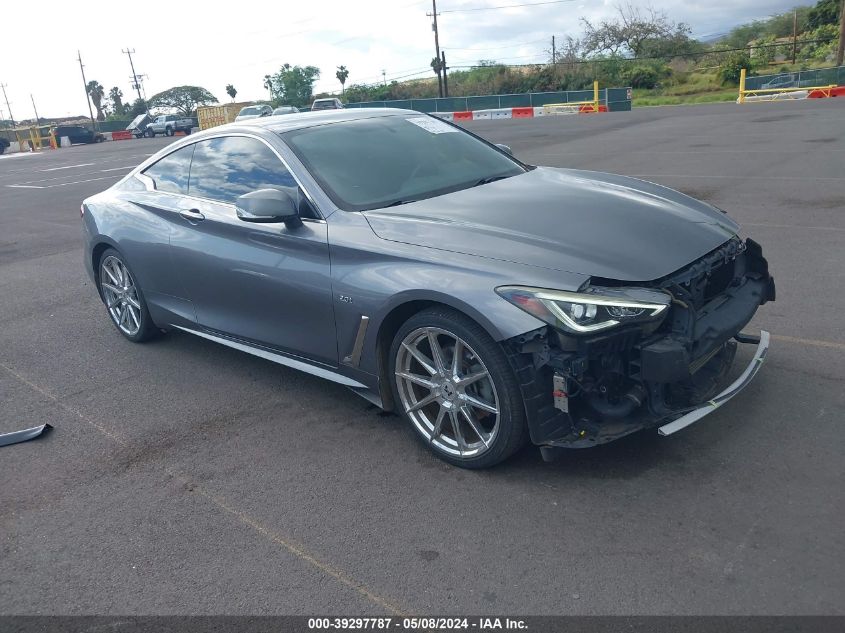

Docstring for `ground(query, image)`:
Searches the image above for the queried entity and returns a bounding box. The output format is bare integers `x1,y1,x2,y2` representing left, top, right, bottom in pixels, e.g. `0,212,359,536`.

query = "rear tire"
146,128,155,138
389,307,528,469
97,248,159,343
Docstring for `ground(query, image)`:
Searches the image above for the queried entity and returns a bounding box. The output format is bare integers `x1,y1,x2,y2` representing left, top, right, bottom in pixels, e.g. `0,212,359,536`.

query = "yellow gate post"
593,80,599,111
739,68,746,104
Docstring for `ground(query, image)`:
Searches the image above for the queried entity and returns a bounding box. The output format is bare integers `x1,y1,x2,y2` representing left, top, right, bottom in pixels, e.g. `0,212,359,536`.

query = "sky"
0,0,808,120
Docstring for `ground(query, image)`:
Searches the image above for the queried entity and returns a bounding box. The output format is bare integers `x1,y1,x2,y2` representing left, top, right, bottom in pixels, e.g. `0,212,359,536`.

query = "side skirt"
173,325,368,389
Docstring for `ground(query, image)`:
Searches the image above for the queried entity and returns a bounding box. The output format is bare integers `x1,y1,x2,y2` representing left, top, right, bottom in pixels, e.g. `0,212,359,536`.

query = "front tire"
389,307,528,468
98,248,158,343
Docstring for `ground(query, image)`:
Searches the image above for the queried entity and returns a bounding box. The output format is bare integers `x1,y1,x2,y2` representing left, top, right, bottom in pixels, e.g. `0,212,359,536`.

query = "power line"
447,37,547,51
428,0,444,97
439,0,578,14
122,48,143,104
77,51,98,132
446,35,840,69
0,83,15,128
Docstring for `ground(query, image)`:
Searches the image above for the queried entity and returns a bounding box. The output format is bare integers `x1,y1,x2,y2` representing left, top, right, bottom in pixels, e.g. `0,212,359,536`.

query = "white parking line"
42,175,124,188
6,174,124,190
99,166,136,172
40,163,96,172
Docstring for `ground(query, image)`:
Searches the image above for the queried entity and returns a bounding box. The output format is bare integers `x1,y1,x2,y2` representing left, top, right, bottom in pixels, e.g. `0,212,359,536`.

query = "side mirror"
495,143,513,156
236,189,302,227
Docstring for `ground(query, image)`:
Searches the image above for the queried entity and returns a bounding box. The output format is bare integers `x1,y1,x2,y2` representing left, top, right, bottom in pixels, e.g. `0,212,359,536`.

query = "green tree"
128,98,148,117
335,66,349,95
86,80,106,121
808,0,841,29
719,51,754,85
582,3,692,58
147,86,217,116
225,84,237,101
265,64,321,108
109,87,125,117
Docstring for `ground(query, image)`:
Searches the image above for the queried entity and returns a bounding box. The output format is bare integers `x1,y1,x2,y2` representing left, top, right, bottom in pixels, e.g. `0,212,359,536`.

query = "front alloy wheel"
391,308,527,468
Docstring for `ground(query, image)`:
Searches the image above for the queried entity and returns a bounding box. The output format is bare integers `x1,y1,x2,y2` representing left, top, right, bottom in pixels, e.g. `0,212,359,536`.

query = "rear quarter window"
142,145,195,194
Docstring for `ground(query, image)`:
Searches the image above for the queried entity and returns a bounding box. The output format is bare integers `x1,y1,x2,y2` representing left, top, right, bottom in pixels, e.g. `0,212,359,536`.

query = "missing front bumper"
657,330,770,436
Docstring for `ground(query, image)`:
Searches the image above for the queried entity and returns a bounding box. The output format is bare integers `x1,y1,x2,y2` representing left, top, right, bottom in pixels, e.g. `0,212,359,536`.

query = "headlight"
496,285,670,335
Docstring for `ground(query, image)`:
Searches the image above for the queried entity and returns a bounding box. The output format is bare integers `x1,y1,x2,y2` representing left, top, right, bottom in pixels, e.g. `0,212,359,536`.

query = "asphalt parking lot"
1,99,843,615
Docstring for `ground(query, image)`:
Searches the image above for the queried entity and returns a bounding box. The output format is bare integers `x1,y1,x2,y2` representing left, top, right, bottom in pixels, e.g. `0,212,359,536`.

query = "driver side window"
187,136,317,218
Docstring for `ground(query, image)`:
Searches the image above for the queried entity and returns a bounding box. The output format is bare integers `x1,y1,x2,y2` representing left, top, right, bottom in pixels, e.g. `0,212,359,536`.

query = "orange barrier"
578,104,608,113
112,130,133,140
511,107,534,118
452,111,473,121
809,85,845,98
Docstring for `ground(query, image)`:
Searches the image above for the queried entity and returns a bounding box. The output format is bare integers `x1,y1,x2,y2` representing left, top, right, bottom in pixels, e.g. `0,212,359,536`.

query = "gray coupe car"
82,109,775,468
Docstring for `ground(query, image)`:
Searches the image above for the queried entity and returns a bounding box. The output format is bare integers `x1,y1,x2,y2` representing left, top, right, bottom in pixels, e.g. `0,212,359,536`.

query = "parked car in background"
0,136,10,154
81,109,775,469
311,98,343,111
235,105,272,121
145,114,196,137
127,113,152,138
272,106,300,116
761,74,797,90
52,125,105,145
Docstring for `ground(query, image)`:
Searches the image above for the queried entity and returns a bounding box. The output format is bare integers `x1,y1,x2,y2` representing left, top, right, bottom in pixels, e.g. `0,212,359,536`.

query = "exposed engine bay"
506,237,776,449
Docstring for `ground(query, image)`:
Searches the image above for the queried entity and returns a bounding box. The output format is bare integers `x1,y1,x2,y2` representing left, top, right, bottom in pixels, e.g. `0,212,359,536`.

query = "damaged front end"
499,237,776,454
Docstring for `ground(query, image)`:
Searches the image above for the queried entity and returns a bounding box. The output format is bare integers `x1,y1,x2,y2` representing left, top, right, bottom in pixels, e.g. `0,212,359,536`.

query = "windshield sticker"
405,117,458,134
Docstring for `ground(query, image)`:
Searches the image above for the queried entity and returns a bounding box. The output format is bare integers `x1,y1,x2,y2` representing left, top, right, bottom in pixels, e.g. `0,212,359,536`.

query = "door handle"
179,209,205,222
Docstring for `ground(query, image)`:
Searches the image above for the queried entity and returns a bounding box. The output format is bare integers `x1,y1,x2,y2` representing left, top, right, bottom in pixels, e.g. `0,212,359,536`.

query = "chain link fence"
345,87,632,113
743,65,845,91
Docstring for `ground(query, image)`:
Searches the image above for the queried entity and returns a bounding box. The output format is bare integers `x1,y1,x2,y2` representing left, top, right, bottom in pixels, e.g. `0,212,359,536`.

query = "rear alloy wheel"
391,308,527,468
98,249,158,342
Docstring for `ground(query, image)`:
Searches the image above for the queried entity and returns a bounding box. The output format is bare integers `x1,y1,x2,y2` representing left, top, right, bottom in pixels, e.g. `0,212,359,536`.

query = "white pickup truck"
145,114,196,137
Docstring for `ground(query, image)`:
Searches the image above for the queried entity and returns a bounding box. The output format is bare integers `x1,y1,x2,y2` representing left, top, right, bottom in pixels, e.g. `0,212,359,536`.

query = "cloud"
0,0,807,118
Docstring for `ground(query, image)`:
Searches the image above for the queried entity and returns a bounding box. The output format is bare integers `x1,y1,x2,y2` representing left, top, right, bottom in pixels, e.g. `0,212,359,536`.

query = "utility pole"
30,94,40,125
552,35,556,64
441,51,449,97
382,69,387,86
0,83,15,128
791,10,798,65
837,0,845,67
427,0,443,98
77,51,98,132
122,48,143,103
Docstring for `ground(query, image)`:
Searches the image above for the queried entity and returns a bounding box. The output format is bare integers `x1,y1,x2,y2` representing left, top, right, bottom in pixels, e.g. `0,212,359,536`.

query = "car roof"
191,108,416,138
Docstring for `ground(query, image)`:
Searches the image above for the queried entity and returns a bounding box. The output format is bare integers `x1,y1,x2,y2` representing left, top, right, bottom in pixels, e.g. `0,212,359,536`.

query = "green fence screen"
743,65,845,91
345,87,632,113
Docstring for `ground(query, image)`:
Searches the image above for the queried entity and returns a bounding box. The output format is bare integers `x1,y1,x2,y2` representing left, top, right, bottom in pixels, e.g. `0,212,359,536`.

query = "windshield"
312,101,336,110
240,107,259,115
282,115,525,211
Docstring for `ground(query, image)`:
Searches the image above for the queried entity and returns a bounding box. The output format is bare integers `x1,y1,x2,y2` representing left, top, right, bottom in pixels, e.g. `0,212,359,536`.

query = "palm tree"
336,65,349,95
225,84,237,101
86,81,105,121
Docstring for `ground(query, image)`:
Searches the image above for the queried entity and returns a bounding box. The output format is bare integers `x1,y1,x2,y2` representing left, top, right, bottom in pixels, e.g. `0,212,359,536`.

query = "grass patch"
634,89,738,107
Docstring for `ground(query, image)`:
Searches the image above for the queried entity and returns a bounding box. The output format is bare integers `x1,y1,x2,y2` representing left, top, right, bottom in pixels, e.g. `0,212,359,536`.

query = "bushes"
719,51,754,85
621,63,668,88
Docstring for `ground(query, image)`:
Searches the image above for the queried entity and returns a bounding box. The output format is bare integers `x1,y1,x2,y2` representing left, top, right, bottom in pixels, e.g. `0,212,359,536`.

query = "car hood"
363,167,740,282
